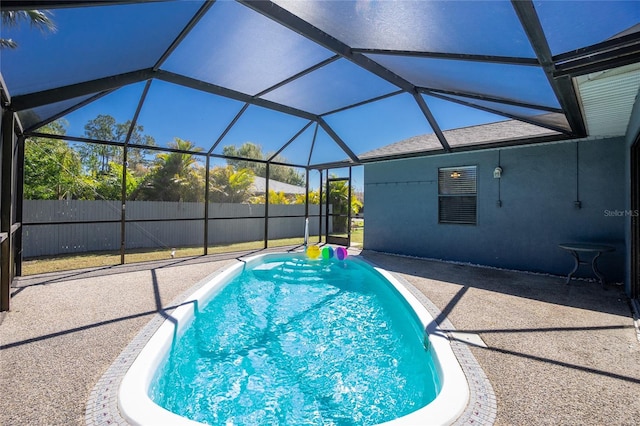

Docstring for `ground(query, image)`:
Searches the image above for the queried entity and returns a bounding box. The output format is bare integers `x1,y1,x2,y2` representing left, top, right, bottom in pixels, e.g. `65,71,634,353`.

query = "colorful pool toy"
306,245,320,259
322,246,334,259
336,247,348,260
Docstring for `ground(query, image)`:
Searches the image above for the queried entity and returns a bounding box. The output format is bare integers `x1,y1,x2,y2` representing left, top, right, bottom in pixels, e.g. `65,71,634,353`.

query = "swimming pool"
118,252,469,425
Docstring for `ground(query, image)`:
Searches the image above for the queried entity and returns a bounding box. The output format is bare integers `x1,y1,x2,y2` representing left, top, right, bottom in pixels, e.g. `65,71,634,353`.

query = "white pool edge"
373,266,470,426
118,253,470,426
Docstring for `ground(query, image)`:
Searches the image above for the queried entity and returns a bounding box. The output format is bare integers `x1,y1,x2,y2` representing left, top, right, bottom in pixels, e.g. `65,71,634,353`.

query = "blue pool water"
150,255,441,425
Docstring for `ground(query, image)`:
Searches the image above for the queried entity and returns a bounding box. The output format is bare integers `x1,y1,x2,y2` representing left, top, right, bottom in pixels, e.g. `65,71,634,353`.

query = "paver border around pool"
85,254,496,426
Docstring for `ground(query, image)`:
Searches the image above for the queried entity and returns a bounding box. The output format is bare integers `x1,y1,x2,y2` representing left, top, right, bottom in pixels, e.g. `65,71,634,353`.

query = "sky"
3,0,639,192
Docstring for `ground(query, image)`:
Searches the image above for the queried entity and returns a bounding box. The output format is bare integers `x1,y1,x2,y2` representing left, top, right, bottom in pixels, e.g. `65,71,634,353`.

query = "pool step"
252,259,335,284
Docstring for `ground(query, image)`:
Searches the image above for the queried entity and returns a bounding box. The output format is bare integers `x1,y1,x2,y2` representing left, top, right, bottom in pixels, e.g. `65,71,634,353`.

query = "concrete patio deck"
1,249,638,425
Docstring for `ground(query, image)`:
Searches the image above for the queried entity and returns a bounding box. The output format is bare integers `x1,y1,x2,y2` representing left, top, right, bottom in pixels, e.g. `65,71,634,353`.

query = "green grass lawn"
22,230,364,276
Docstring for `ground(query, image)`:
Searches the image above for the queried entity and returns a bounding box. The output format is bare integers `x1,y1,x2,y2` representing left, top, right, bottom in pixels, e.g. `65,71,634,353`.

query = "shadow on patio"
0,250,638,425
361,250,639,425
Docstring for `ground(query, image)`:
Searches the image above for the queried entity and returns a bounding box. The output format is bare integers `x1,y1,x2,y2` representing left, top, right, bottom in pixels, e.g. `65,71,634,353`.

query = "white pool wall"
372,265,470,426
118,253,470,426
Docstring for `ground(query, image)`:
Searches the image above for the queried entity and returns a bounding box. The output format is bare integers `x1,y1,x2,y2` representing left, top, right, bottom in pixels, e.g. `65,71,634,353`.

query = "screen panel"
276,123,317,167
260,58,399,115
367,54,560,109
308,127,352,167
163,1,334,96
1,2,204,96
536,1,640,56
136,80,246,151
207,157,266,252
422,94,511,131
212,105,309,166
439,94,571,133
47,82,146,141
273,0,535,57
323,93,433,157
18,93,100,132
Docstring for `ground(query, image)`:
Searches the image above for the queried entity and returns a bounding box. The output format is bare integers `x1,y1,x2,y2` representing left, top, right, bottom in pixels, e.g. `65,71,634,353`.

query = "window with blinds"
438,166,477,225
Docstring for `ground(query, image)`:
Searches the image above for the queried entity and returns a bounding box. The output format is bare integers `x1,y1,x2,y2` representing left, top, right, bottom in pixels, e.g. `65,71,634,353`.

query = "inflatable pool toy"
336,247,348,260
306,245,320,259
322,246,334,259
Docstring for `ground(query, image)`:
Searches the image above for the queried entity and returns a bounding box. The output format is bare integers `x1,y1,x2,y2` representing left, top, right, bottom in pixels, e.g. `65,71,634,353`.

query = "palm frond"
0,38,17,48
1,10,56,32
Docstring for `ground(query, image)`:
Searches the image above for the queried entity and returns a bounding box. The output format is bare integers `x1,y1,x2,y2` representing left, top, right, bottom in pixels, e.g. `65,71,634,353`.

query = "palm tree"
133,138,204,201
209,166,255,204
1,10,56,49
327,178,363,233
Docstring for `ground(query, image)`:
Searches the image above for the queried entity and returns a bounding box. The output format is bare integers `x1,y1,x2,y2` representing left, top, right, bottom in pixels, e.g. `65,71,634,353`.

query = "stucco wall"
364,138,626,282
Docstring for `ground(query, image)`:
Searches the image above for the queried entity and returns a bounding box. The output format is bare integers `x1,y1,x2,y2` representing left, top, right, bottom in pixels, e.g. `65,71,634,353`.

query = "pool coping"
86,255,496,426
391,275,497,425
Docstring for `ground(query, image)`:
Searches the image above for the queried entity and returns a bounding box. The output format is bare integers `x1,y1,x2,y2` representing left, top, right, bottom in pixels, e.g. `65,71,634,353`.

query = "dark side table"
558,243,615,288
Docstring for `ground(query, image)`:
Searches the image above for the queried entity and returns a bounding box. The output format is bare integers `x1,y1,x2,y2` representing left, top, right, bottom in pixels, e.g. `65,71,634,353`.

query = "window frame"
438,165,478,225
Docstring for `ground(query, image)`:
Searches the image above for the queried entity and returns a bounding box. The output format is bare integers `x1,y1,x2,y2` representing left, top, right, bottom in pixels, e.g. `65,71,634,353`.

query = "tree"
1,10,56,49
327,178,363,233
23,121,89,200
252,190,292,205
208,166,255,203
294,190,320,205
223,142,305,186
133,138,204,202
77,114,156,176
223,142,264,175
328,178,363,216
78,114,121,175
92,161,139,201
125,121,156,171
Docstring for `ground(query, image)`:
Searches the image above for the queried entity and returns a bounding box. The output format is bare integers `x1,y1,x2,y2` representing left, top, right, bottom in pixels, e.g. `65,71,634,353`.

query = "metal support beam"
0,1,170,10
15,135,24,276
268,121,314,162
264,163,270,249
422,90,572,135
119,80,152,265
240,0,414,93
256,55,341,98
419,87,563,114
10,68,155,112
304,168,310,245
319,90,404,117
307,123,319,167
240,1,461,155
156,70,318,121
153,1,215,70
631,135,640,299
208,103,250,154
511,0,587,137
322,170,327,244
23,91,113,134
413,91,450,152
347,166,352,247
316,118,360,163
1,109,15,311
352,48,540,66
204,155,210,255
553,32,640,78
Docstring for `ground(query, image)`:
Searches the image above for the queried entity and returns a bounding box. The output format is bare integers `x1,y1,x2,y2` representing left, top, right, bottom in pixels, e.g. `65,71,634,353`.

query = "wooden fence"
22,200,324,258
